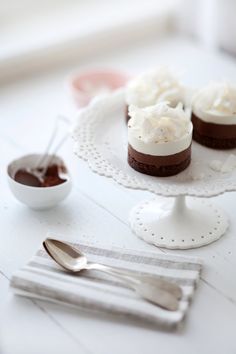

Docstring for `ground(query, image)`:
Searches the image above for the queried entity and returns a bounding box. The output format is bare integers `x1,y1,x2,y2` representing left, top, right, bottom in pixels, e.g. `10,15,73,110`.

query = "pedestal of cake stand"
129,195,229,249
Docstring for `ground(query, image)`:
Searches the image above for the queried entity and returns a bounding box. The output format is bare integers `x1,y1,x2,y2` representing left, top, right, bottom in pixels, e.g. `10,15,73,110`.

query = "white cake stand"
72,90,236,249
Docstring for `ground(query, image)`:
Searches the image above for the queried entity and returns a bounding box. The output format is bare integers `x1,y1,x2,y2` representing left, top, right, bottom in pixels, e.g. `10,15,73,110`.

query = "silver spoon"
43,238,182,311
33,115,70,182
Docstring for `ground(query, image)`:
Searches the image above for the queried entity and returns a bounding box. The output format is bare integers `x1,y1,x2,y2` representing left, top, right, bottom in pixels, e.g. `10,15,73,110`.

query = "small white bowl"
7,154,72,210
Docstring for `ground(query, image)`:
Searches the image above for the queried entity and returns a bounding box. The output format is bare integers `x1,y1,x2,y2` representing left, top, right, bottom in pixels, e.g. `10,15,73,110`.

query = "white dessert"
193,82,236,124
126,67,184,108
128,102,193,156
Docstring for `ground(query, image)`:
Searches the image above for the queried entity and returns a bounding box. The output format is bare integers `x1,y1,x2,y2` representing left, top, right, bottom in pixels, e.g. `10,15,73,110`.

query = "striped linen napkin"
10,241,202,330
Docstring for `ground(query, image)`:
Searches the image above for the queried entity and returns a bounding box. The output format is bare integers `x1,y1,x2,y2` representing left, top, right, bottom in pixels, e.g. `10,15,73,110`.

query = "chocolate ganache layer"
192,113,236,149
128,144,191,177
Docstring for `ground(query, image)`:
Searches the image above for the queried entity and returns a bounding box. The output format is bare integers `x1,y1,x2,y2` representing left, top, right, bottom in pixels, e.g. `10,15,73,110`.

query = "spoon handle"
36,115,70,170
110,270,182,299
87,263,182,299
87,263,179,311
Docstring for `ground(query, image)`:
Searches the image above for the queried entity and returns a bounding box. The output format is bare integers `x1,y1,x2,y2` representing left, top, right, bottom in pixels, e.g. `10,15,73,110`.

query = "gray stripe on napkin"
37,246,201,271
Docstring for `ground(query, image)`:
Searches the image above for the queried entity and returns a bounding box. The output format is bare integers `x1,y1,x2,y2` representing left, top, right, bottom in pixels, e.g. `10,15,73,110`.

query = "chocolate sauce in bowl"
14,164,67,187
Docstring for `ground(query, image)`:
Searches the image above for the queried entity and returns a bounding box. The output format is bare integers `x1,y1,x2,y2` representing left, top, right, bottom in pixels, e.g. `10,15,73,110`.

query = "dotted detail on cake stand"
73,90,234,249
130,196,228,249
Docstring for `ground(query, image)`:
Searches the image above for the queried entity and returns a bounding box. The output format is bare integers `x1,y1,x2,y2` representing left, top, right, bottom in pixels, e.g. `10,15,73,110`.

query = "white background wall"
176,0,236,54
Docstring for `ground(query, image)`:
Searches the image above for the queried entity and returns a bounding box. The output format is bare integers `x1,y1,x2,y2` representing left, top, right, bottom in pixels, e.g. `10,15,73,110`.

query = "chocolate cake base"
128,144,191,177
192,113,236,149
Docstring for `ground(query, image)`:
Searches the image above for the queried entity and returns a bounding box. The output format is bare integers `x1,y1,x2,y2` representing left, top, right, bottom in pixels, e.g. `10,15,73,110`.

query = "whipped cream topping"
128,102,192,156
129,102,191,143
193,82,236,124
126,67,184,108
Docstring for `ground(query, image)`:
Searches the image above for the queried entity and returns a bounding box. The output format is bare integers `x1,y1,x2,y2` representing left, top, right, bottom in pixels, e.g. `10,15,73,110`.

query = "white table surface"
0,34,236,354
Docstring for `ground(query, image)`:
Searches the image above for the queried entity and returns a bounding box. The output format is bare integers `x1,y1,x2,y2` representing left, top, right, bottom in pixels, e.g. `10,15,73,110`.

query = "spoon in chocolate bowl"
14,116,70,188
7,116,72,209
43,238,183,311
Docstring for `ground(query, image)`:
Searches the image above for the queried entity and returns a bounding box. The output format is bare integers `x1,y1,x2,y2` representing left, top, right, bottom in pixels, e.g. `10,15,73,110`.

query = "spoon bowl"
43,239,88,271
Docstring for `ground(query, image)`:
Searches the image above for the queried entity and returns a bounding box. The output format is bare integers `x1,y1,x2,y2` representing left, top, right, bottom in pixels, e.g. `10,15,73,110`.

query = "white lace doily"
73,90,236,198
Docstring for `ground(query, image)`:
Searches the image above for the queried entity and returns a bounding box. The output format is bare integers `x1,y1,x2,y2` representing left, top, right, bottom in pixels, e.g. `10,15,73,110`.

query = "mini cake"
192,83,236,149
125,67,185,121
128,102,192,177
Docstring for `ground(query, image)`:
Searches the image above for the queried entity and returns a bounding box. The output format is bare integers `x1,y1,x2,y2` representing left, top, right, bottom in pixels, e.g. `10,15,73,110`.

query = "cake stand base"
130,196,229,249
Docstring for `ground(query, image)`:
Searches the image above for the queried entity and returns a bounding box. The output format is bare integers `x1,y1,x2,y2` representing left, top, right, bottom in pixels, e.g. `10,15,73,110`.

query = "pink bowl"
70,69,131,107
